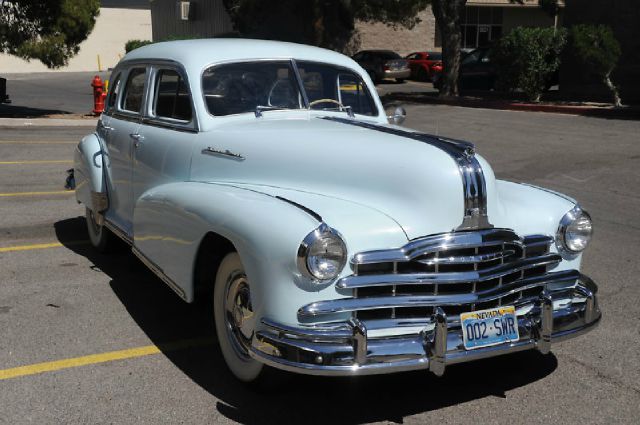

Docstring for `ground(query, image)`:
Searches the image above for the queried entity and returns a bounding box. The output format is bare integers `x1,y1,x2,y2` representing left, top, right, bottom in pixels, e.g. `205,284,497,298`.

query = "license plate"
460,306,519,350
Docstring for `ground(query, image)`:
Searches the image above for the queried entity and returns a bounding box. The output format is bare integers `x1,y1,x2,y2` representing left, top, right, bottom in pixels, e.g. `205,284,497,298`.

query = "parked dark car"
352,50,410,84
405,51,443,81
433,47,559,92
433,47,496,91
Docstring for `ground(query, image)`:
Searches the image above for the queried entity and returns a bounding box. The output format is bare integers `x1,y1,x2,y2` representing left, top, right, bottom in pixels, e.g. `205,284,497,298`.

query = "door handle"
98,120,114,131
130,133,144,148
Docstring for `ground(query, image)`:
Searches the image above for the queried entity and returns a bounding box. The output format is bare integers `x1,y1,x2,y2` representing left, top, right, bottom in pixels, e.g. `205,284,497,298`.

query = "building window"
461,7,503,49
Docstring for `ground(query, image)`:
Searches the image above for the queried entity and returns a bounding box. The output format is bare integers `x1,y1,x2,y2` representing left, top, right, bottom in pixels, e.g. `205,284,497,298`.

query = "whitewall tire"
85,207,113,252
213,252,264,382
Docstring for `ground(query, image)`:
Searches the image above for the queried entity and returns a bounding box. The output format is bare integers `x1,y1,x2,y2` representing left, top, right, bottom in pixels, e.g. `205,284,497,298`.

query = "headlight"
297,224,347,281
557,206,593,254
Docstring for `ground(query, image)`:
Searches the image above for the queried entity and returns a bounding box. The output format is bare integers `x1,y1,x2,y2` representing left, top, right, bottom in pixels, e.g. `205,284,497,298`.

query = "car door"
132,65,196,264
103,66,149,235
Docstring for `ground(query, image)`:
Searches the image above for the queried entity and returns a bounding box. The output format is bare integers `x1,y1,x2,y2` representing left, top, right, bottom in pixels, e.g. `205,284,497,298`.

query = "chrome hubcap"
224,272,254,358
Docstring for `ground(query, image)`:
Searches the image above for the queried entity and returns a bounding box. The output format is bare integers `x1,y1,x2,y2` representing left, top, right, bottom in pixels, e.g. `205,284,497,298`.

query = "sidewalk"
1,71,110,117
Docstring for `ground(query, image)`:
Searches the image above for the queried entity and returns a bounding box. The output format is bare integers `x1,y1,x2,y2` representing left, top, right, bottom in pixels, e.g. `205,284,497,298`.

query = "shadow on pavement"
0,103,73,118
55,217,558,424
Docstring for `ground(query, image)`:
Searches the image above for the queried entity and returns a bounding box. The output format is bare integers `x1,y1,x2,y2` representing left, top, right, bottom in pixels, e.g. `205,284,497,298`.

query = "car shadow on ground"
55,217,558,425
0,104,72,118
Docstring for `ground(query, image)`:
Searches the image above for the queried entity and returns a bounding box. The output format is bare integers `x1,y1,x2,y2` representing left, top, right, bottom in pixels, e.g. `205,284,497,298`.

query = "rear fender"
73,132,108,212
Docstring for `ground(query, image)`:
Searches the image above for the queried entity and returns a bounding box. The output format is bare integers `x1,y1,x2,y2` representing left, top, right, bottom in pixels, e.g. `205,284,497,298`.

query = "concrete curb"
0,118,98,127
383,93,640,119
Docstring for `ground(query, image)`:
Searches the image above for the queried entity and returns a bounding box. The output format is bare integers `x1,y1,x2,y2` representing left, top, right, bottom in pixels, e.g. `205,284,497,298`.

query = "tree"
223,0,429,54
0,0,100,68
493,27,566,102
431,0,466,97
569,24,622,107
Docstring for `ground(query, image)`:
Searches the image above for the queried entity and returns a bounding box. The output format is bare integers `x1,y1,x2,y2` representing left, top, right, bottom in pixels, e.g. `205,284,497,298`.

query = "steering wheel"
309,98,346,110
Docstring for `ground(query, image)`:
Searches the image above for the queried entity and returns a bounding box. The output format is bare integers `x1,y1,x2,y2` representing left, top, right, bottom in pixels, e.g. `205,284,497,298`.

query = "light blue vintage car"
73,39,600,382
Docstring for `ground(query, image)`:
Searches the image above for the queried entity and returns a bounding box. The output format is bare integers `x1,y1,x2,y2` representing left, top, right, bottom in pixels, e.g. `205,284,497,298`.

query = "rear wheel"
396,78,405,83
85,207,114,252
213,252,264,382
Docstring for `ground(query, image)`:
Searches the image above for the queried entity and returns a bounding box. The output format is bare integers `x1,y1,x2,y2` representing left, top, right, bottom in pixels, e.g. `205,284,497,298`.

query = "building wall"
356,8,437,56
0,4,151,73
150,0,233,41
502,8,559,33
0,0,151,74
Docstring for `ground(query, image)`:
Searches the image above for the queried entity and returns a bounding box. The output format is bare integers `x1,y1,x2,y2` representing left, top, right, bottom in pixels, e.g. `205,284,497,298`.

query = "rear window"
153,69,192,122
121,68,147,113
375,51,401,60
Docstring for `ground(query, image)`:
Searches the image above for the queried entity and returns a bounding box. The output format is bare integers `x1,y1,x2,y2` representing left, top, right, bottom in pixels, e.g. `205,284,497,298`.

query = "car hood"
190,114,498,240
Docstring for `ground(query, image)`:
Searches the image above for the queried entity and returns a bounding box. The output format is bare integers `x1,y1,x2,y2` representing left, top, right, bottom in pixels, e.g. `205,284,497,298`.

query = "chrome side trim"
320,117,492,230
275,196,323,222
131,245,187,301
103,219,132,245
201,147,245,161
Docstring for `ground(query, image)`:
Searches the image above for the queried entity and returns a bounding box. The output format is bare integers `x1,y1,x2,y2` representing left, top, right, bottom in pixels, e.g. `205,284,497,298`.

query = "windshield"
202,60,378,117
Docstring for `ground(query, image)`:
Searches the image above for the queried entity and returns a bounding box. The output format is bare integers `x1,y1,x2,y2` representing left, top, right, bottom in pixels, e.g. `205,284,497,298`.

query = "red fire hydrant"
91,75,105,115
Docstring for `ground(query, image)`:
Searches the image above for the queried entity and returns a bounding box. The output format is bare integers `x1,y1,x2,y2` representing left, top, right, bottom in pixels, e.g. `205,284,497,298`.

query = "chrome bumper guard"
249,274,600,376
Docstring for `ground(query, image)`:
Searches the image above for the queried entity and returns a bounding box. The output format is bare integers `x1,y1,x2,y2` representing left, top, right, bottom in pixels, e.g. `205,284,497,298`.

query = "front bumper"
249,274,600,376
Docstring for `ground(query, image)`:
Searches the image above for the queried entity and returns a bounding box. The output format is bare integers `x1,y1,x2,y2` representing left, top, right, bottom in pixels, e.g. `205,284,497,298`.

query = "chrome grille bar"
299,270,580,318
337,253,560,289
351,229,542,266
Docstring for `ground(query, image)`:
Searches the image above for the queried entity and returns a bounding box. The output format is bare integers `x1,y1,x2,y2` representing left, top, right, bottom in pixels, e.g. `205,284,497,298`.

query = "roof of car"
123,38,359,72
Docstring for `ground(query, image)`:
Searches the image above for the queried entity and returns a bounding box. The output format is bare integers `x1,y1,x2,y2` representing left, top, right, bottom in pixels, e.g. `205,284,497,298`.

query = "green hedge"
493,27,567,102
124,39,153,53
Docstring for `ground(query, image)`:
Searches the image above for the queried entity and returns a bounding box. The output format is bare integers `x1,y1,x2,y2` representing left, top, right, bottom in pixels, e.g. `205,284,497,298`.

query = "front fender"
132,181,409,326
73,132,106,211
133,182,321,310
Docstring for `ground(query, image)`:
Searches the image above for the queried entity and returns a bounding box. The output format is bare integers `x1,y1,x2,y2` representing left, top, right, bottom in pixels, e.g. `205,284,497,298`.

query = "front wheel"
85,207,114,252
213,252,264,382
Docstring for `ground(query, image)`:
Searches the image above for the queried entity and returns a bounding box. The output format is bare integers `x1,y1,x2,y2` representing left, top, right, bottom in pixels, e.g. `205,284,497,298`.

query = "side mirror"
387,106,406,125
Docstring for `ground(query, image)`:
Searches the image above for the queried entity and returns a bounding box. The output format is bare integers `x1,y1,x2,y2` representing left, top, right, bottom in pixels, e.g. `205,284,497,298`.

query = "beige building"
149,1,563,56
0,1,152,73
358,0,563,55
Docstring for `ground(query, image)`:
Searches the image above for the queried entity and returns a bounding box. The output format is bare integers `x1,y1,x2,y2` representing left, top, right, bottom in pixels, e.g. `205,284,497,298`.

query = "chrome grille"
299,229,560,326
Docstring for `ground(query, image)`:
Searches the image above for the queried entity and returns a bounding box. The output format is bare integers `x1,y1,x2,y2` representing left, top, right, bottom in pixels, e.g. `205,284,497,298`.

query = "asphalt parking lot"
1,106,639,424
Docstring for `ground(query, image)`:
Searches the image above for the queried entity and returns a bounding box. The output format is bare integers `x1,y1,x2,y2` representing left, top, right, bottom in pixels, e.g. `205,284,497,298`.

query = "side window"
153,69,193,121
106,74,121,111
121,67,147,113
338,73,375,116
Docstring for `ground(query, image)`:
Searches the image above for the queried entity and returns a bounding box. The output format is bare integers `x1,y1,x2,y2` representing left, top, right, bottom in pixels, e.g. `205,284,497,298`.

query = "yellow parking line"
0,141,75,145
0,338,214,381
0,240,88,253
0,190,74,197
0,160,73,165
